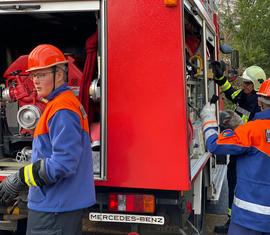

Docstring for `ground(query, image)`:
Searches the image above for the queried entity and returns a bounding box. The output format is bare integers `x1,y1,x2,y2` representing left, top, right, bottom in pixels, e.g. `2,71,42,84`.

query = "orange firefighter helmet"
257,79,270,97
27,44,68,72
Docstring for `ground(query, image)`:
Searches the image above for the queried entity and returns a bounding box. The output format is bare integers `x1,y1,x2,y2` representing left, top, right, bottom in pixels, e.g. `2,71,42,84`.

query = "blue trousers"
228,221,270,235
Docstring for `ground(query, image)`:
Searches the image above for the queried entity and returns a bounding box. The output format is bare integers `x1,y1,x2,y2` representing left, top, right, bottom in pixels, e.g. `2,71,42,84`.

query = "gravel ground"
204,214,228,235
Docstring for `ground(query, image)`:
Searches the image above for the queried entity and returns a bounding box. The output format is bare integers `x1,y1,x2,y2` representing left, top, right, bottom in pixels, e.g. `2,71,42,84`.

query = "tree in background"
235,0,270,74
217,0,270,75
216,0,237,46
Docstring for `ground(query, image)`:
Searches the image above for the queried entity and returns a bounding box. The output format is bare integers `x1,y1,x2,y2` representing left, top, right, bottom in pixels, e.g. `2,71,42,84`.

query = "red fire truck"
0,0,236,234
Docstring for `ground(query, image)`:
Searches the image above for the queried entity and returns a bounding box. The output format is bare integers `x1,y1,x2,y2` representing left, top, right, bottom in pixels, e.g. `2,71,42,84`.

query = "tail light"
108,193,155,214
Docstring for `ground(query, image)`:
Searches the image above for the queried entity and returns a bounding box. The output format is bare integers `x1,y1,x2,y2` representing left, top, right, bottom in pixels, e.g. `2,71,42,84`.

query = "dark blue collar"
253,108,270,120
46,83,70,101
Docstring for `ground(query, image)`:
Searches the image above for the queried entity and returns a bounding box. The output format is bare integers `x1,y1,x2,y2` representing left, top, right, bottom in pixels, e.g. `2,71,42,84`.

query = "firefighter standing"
211,62,266,233
200,79,270,235
0,44,96,235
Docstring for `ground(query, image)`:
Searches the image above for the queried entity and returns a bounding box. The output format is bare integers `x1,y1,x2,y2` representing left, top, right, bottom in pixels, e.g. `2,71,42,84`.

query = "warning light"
164,0,178,7
108,193,155,213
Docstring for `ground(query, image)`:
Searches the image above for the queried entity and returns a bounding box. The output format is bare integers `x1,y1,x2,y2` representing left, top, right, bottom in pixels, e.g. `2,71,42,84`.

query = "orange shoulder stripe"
217,120,270,156
34,91,89,138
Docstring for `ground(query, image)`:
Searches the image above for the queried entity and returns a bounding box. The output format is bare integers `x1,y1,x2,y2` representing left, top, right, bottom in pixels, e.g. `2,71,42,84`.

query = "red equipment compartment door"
96,0,190,190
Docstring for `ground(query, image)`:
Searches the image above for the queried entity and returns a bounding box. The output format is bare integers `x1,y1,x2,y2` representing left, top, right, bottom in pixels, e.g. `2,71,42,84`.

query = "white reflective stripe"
235,105,250,117
234,196,270,215
204,129,218,142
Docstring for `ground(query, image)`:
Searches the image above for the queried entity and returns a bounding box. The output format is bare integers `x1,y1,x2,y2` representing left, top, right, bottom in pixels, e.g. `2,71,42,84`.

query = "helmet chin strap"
52,66,57,92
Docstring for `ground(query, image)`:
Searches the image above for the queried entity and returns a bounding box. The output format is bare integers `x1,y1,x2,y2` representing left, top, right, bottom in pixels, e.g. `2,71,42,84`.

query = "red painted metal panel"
96,0,190,190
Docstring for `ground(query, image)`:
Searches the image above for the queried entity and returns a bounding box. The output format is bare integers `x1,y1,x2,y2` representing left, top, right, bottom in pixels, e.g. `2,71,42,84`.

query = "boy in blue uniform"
201,79,270,235
212,62,266,233
0,44,96,235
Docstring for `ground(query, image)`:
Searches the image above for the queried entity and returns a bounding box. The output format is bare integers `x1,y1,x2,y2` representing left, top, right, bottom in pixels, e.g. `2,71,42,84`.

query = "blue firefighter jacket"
205,109,270,232
28,84,96,212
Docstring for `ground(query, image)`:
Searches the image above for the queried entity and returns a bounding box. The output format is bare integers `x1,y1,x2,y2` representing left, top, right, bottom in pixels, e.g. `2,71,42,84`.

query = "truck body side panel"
96,1,190,190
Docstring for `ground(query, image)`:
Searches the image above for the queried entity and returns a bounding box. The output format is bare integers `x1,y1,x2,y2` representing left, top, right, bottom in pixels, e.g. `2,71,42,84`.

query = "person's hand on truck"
211,61,227,85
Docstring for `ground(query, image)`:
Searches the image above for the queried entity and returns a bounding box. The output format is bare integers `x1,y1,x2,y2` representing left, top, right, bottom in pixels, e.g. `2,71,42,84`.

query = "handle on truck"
0,5,40,11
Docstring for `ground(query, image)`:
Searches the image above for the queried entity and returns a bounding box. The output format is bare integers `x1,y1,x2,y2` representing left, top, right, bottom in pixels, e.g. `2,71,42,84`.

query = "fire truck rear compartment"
0,11,100,165
0,12,97,77
0,8,102,233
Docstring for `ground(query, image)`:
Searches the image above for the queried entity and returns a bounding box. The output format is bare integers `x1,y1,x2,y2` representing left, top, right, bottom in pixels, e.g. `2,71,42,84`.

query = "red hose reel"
2,54,82,135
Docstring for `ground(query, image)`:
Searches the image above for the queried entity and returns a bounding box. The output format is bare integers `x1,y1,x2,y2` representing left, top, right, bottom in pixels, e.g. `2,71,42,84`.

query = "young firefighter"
200,79,270,235
211,62,266,233
0,44,96,235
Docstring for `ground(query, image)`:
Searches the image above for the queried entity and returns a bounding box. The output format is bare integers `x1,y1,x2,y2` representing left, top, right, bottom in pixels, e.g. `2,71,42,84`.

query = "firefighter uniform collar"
46,83,69,101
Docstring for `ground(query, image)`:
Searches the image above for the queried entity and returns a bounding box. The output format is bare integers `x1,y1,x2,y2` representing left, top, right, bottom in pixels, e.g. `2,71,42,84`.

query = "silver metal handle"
0,5,40,11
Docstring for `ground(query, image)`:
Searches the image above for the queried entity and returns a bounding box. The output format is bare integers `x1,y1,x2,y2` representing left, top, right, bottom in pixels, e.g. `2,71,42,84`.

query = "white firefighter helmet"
241,65,266,91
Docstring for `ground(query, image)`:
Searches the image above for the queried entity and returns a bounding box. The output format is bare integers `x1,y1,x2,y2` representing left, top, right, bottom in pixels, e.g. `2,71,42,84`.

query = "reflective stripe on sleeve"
215,76,224,81
220,80,231,92
231,89,241,99
234,196,270,215
241,115,249,123
24,164,37,187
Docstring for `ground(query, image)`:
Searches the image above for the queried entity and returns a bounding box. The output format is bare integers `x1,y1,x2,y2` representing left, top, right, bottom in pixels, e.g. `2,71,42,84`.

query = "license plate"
89,212,165,225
